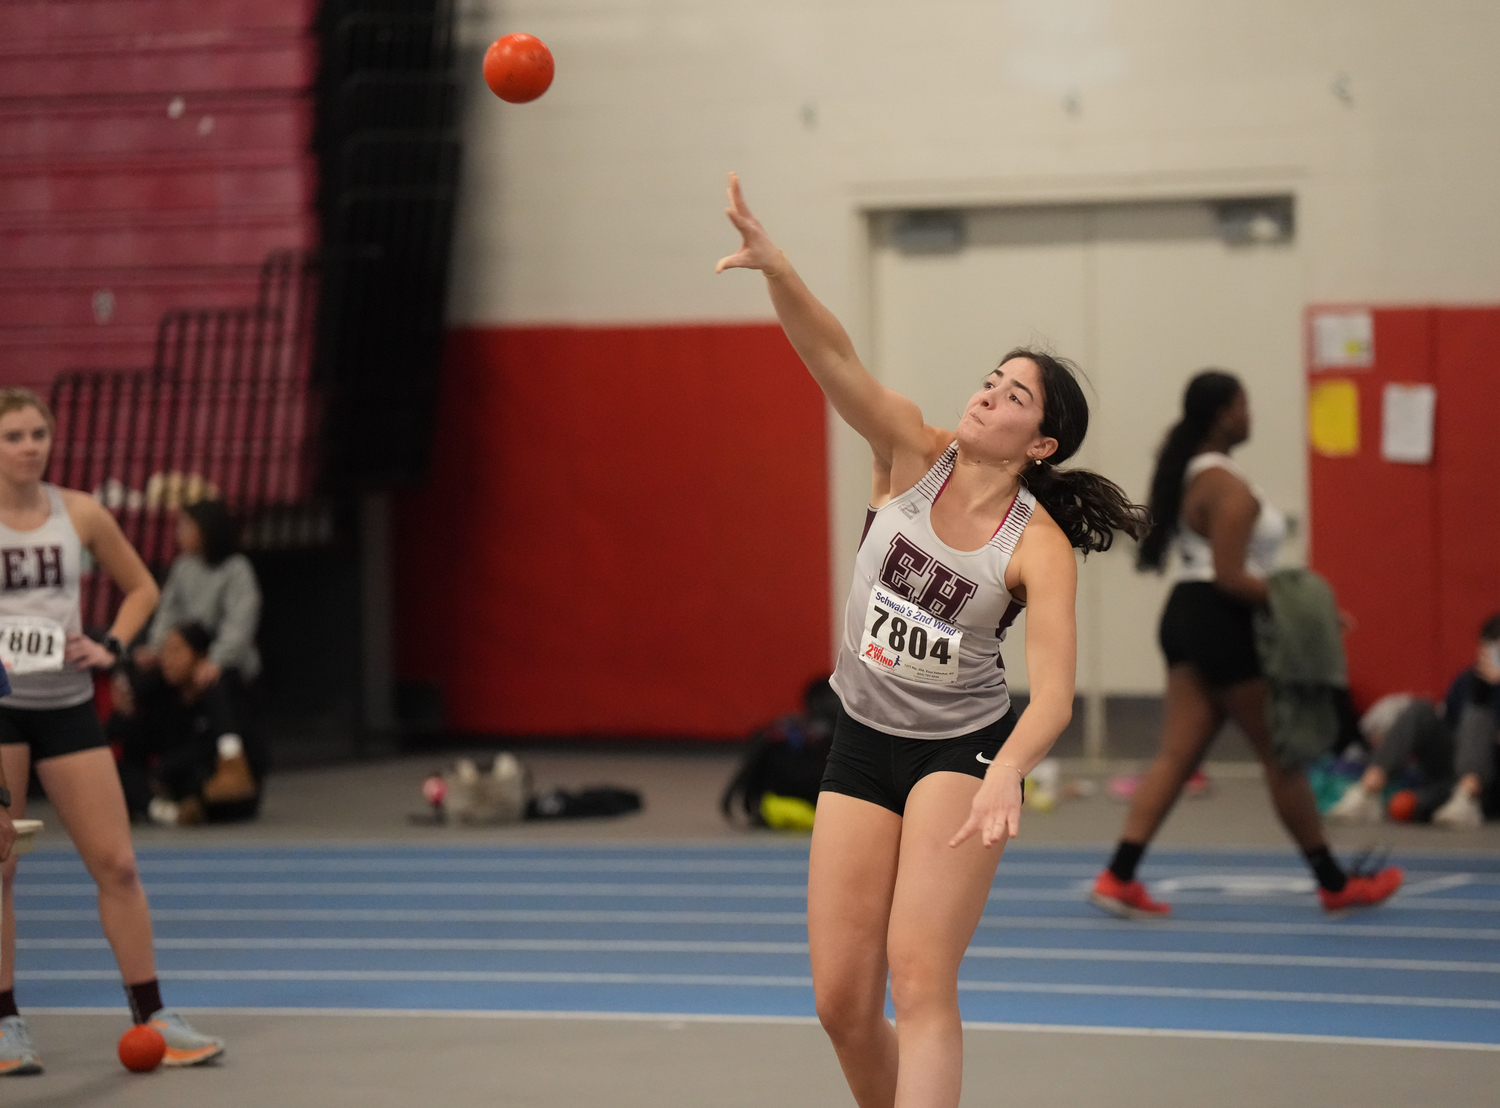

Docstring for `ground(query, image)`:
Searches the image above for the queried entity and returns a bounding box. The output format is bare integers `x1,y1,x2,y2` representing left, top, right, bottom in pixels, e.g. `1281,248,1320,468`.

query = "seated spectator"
1329,613,1500,829
115,623,268,826
134,499,261,705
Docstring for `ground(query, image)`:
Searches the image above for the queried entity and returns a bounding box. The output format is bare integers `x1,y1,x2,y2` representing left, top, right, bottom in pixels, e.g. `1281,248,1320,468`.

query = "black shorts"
0,701,110,761
821,706,1019,816
1158,581,1262,688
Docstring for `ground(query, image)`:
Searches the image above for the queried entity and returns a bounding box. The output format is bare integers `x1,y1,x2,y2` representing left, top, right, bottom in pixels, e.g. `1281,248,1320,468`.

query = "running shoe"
1089,870,1171,918
1318,867,1403,916
0,1015,43,1076
1432,789,1484,831
1326,783,1382,823
148,1009,224,1067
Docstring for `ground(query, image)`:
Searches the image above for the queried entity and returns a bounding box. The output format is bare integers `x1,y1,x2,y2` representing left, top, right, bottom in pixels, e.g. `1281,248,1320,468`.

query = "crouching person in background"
1330,612,1500,829
114,623,268,826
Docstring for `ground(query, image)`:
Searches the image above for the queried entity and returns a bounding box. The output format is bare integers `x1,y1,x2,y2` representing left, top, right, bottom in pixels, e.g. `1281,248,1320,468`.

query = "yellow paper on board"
1308,379,1359,457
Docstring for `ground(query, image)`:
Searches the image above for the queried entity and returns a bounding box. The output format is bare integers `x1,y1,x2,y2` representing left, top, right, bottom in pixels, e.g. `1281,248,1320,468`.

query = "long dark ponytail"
1005,348,1150,554
1136,370,1243,571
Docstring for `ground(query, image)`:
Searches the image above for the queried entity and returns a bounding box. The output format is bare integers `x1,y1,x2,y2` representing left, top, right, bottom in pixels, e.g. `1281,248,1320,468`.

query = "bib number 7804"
857,587,962,685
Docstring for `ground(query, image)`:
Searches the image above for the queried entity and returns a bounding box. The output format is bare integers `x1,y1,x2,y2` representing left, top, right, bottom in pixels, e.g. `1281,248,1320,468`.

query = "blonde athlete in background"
717,176,1147,1108
0,388,224,1073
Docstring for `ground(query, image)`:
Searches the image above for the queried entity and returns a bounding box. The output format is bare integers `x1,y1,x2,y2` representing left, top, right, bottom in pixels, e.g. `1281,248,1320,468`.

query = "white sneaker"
1432,789,1483,831
1327,784,1382,823
0,1014,42,1075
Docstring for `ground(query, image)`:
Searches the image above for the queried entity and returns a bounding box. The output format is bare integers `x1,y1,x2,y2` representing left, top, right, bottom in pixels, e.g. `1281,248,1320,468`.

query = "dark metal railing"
48,250,321,627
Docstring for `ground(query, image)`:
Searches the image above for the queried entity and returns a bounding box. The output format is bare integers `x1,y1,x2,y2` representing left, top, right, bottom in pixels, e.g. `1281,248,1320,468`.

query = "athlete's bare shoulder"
879,425,955,504
57,486,110,541
1006,498,1073,595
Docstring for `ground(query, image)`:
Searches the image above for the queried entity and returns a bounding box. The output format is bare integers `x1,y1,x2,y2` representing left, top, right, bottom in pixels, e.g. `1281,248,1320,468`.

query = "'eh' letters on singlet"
1,546,64,591
879,534,978,624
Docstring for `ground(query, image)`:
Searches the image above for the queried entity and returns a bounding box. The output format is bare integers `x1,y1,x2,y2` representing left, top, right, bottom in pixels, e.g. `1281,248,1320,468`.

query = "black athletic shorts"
0,701,110,761
821,705,1020,816
1158,581,1262,688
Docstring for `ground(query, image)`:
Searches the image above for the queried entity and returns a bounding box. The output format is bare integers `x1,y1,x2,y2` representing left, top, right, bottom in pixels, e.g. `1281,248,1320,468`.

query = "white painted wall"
449,0,1500,686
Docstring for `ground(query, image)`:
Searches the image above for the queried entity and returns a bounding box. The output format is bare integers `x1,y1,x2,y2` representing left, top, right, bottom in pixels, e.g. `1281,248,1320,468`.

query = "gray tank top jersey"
830,445,1035,739
0,485,93,710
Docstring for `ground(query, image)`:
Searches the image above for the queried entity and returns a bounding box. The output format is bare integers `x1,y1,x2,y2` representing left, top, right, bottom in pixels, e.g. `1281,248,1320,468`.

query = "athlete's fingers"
949,813,980,848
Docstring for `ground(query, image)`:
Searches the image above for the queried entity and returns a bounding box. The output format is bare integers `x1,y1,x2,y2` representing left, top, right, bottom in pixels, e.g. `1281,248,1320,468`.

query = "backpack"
720,714,831,826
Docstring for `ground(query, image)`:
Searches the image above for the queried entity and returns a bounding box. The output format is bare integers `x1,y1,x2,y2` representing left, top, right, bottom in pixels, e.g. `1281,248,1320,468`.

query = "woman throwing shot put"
717,176,1146,1108
0,388,223,1073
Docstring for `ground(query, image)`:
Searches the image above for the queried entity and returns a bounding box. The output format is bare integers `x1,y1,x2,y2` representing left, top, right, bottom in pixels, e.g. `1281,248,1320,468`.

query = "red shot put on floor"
483,33,554,102
118,1023,167,1072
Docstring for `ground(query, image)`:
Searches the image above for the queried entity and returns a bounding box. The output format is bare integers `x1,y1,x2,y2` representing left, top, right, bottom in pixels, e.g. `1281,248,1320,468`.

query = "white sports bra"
1172,452,1286,583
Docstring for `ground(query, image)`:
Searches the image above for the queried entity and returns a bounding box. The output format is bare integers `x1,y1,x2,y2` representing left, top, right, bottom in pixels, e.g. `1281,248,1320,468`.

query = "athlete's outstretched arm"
950,518,1077,848
716,173,924,464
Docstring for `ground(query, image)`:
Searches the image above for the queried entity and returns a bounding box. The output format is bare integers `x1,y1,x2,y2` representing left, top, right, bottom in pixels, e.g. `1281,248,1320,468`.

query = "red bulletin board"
1307,306,1500,706
393,322,832,739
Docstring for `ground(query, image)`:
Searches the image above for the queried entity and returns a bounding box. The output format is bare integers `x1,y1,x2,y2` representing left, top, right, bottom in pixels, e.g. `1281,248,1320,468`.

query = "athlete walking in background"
718,175,1147,1108
1090,371,1403,918
0,388,224,1073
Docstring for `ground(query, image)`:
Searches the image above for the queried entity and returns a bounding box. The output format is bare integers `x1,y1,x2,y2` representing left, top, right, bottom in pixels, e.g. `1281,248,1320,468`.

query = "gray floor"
10,1012,1498,1108
10,748,1500,1106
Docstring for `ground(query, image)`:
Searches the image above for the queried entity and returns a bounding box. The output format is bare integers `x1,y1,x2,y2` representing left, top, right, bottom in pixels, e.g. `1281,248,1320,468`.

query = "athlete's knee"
887,945,957,1022
814,976,885,1043
90,848,143,895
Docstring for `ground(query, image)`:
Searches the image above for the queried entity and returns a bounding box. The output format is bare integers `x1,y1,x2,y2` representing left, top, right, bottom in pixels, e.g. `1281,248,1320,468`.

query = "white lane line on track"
1400,874,1475,896
17,882,1500,911
19,936,1500,973
22,855,1494,882
23,1006,1500,1051
19,969,1500,1010
19,908,1500,939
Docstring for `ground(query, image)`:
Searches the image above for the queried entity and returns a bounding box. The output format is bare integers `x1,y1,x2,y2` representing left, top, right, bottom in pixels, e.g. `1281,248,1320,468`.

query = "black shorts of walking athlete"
0,702,110,761
821,706,1020,816
1158,581,1261,688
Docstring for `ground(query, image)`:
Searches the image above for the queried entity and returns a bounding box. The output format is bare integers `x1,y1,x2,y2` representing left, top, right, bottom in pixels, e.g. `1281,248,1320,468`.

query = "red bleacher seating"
0,0,318,388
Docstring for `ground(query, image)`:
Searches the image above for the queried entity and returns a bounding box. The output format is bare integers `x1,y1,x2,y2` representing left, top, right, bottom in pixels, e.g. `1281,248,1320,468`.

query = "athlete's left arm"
1003,519,1078,778
66,492,160,657
950,517,1076,848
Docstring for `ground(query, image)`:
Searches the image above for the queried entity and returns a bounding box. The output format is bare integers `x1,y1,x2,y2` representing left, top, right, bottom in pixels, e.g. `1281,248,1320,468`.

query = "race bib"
857,586,962,685
0,617,67,675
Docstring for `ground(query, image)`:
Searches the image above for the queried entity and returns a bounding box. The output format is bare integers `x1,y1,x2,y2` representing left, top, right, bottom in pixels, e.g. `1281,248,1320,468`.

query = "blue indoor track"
15,843,1500,1046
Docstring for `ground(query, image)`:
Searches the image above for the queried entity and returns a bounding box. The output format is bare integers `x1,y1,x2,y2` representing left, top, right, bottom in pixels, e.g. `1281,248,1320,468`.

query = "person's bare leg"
886,772,1005,1108
808,792,902,1108
35,749,156,983
1219,679,1327,850
0,744,31,994
1120,665,1223,844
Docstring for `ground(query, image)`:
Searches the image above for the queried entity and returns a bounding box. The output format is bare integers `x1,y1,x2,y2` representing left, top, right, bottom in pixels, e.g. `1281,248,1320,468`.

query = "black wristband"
101,634,124,662
0,787,12,810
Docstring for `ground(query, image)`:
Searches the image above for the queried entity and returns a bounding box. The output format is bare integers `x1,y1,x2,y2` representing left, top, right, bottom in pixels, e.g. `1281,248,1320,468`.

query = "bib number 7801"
0,616,67,676
857,587,962,685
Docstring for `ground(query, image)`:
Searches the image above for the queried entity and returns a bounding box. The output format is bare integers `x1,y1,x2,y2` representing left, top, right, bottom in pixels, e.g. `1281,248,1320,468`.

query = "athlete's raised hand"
715,173,786,276
949,763,1024,849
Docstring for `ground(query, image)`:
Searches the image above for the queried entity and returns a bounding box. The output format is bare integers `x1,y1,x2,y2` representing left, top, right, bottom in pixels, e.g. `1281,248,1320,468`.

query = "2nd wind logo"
863,642,900,669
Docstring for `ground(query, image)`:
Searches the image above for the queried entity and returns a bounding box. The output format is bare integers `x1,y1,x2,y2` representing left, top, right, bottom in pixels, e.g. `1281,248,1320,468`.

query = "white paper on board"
1381,383,1436,464
1312,310,1374,369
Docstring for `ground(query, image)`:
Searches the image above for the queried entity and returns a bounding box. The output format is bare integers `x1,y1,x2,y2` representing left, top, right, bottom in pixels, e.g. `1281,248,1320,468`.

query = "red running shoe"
1090,870,1172,919
1318,867,1404,916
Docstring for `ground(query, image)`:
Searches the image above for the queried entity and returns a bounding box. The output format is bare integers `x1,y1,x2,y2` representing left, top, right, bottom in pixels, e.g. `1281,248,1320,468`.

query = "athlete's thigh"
35,748,138,878
808,792,903,1002
1,744,30,876
0,745,29,821
887,772,1003,977
1216,676,1275,762
1160,664,1224,765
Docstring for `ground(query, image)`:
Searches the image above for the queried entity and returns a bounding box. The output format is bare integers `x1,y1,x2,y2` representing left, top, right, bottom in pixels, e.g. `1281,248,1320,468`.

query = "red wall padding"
1434,310,1500,680
394,323,832,739
1309,306,1500,705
